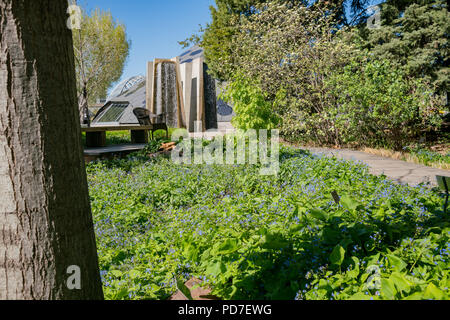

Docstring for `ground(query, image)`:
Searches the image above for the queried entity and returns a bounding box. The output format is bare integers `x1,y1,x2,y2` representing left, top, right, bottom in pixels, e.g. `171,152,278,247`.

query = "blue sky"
80,0,215,87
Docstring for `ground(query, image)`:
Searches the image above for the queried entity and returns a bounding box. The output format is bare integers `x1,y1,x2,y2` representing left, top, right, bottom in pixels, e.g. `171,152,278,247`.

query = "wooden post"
86,132,106,148
199,58,206,132
182,61,193,132
146,61,154,115
193,57,206,132
152,59,158,121
173,57,186,129
131,130,149,144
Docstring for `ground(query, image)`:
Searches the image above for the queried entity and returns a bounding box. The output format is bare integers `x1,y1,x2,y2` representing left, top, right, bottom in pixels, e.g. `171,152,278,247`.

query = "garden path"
306,147,449,187
189,122,236,139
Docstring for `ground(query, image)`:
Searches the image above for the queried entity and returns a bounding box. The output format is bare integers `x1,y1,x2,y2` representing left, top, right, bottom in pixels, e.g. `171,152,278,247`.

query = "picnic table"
81,125,153,148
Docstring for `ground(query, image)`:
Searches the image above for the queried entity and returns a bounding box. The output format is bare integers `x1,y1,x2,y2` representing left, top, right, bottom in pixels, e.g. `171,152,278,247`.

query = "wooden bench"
82,125,153,148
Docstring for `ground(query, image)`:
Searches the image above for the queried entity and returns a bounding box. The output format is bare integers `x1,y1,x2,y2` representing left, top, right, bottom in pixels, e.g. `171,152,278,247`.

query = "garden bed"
87,146,449,300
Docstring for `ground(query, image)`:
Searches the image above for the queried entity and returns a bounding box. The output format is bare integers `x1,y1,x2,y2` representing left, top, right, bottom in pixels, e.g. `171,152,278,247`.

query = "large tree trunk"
0,0,103,299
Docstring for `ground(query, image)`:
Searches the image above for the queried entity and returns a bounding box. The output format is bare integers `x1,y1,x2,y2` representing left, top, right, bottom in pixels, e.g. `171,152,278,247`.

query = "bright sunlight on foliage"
87,145,449,300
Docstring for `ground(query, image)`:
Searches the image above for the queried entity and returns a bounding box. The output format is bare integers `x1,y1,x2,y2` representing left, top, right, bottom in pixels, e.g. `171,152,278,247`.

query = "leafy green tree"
182,0,371,80
359,0,449,96
72,5,130,120
227,2,355,144
193,0,261,80
215,1,443,148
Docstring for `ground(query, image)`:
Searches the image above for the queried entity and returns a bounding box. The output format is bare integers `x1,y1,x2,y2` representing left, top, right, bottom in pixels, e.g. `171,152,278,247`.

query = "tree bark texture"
0,0,104,299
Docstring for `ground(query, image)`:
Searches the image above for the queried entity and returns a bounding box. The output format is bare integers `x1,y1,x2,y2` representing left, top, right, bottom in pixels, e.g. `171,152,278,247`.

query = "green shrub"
326,54,443,150
220,74,281,130
222,2,353,145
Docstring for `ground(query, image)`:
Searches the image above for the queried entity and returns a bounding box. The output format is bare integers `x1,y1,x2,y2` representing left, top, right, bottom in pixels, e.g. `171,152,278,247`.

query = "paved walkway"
189,122,236,139
306,147,449,187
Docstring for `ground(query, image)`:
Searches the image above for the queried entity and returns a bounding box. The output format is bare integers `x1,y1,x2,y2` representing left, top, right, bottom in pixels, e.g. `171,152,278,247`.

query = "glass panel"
97,103,128,123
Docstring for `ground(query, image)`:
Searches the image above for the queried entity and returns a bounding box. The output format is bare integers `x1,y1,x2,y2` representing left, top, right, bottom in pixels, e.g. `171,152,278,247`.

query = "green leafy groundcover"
87,147,449,300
